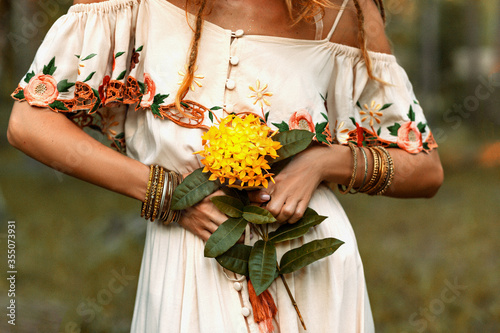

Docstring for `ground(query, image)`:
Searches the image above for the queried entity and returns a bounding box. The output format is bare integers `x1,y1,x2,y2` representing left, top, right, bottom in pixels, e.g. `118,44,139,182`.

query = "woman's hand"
250,145,327,224
177,189,231,242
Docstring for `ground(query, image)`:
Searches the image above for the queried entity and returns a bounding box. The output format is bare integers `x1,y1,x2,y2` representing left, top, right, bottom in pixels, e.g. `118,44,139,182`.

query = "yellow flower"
195,114,282,189
359,100,383,127
248,79,273,108
178,64,204,91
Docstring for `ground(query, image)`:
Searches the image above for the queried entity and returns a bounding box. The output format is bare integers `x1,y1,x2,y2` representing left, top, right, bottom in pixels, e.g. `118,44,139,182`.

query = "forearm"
313,144,443,198
7,101,150,201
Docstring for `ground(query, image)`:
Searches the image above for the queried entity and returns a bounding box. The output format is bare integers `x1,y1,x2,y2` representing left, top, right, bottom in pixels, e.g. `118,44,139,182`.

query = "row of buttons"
233,282,251,317
225,30,244,112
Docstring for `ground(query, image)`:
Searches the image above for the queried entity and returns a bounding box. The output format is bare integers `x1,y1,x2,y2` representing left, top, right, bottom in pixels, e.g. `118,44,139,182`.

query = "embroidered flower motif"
140,73,156,108
78,63,85,75
248,79,273,108
397,121,423,154
99,108,120,141
24,74,59,107
178,65,204,91
130,48,140,71
289,109,315,132
360,100,383,127
98,75,111,104
335,120,350,144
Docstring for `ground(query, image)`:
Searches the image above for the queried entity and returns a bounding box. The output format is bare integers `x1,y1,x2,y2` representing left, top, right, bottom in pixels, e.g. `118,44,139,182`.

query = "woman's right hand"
177,190,232,242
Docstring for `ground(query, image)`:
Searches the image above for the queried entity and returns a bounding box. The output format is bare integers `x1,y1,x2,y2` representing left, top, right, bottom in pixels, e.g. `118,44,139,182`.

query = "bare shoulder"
324,0,392,54
72,0,110,5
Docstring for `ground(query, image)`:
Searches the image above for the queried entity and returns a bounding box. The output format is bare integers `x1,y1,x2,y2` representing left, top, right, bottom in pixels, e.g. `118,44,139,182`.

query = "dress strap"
314,12,324,40
326,0,350,41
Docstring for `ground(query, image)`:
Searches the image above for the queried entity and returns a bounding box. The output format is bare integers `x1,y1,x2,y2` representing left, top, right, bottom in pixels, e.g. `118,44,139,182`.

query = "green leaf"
57,79,75,93
116,70,126,81
75,55,80,59
349,117,357,126
356,101,362,109
269,156,293,175
24,70,35,84
388,143,399,148
138,81,146,94
208,110,214,122
204,217,248,258
242,206,276,224
151,104,162,117
387,123,401,137
408,105,415,122
216,244,252,276
115,132,125,139
115,51,125,58
319,92,326,101
423,142,429,150
272,130,314,162
264,111,270,122
417,122,427,133
210,196,244,218
321,112,329,121
279,238,344,275
13,90,25,100
210,106,222,110
48,100,69,111
315,132,328,144
82,53,97,61
380,103,393,111
222,187,250,206
135,45,143,52
268,208,326,243
377,127,382,136
315,122,327,134
171,168,220,210
83,71,96,83
249,240,277,295
272,121,289,132
43,57,57,75
153,93,169,105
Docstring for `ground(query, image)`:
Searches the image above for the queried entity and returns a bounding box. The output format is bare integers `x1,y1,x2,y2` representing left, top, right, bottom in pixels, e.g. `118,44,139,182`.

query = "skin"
8,0,443,240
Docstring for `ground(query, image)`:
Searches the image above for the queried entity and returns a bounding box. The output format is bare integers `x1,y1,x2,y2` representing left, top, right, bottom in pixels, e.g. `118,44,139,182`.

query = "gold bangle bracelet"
360,147,380,193
351,146,368,194
141,165,155,218
338,142,358,194
367,147,388,195
376,146,395,196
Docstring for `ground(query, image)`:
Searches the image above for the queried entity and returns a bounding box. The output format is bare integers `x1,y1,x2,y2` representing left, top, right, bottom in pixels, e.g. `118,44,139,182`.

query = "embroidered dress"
11,0,437,332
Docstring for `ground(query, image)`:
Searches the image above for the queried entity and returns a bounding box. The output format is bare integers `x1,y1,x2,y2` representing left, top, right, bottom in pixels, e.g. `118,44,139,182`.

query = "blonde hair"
175,0,387,111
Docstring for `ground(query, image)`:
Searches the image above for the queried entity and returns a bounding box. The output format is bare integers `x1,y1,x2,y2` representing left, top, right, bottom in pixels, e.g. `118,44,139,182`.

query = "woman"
7,0,443,331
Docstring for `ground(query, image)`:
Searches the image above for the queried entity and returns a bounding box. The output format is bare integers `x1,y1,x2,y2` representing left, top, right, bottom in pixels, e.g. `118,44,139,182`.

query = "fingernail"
260,194,271,201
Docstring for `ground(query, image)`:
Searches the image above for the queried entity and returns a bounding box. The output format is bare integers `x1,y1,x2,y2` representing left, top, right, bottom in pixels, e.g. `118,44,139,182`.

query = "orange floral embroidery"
140,73,156,108
359,100,383,127
24,74,59,107
289,109,315,132
396,121,423,154
248,79,273,108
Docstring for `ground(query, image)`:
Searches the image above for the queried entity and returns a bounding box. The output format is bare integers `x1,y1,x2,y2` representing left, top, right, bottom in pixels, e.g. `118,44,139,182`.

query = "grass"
0,133,499,332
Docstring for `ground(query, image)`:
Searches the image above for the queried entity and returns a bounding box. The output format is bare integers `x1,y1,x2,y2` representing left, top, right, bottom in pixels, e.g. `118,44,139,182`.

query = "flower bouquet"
170,113,343,331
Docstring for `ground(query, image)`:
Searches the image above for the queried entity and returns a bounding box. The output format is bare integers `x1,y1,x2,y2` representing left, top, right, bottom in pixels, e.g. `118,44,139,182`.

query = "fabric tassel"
248,280,278,333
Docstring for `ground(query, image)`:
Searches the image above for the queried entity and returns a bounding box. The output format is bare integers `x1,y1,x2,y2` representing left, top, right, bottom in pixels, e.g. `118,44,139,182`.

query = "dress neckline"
155,0,396,61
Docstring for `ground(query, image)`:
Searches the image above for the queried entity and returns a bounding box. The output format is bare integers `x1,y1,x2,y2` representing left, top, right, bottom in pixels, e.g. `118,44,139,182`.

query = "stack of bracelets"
141,165,183,224
338,142,395,196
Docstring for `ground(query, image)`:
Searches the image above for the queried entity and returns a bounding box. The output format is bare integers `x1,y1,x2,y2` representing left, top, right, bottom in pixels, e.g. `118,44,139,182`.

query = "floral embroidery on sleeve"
272,109,333,146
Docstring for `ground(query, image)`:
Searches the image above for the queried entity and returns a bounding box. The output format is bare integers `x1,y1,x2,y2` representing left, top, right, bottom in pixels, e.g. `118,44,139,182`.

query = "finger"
248,190,271,204
275,199,298,224
198,229,213,242
287,199,307,224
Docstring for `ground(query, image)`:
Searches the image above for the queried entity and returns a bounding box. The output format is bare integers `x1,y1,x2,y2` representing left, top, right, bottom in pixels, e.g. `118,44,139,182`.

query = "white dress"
11,0,437,332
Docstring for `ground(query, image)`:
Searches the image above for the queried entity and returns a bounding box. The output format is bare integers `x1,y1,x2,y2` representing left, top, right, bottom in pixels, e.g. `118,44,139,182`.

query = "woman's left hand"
249,145,326,224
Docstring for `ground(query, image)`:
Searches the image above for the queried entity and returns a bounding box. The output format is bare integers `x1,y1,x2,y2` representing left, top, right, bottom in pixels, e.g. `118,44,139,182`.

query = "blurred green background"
0,0,499,332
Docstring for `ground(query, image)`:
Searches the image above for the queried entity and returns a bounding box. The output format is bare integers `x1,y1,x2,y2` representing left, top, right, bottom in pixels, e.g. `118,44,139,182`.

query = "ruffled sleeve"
11,0,144,153
326,46,437,154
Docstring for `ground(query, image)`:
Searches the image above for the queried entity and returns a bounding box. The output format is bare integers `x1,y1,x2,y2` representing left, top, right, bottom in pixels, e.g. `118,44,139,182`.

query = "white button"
233,29,244,38
225,104,234,113
233,282,242,291
230,56,240,66
226,79,236,90
241,307,251,317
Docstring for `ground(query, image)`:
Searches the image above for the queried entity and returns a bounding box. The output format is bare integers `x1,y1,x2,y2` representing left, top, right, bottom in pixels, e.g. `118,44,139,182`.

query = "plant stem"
250,224,264,240
276,263,307,330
